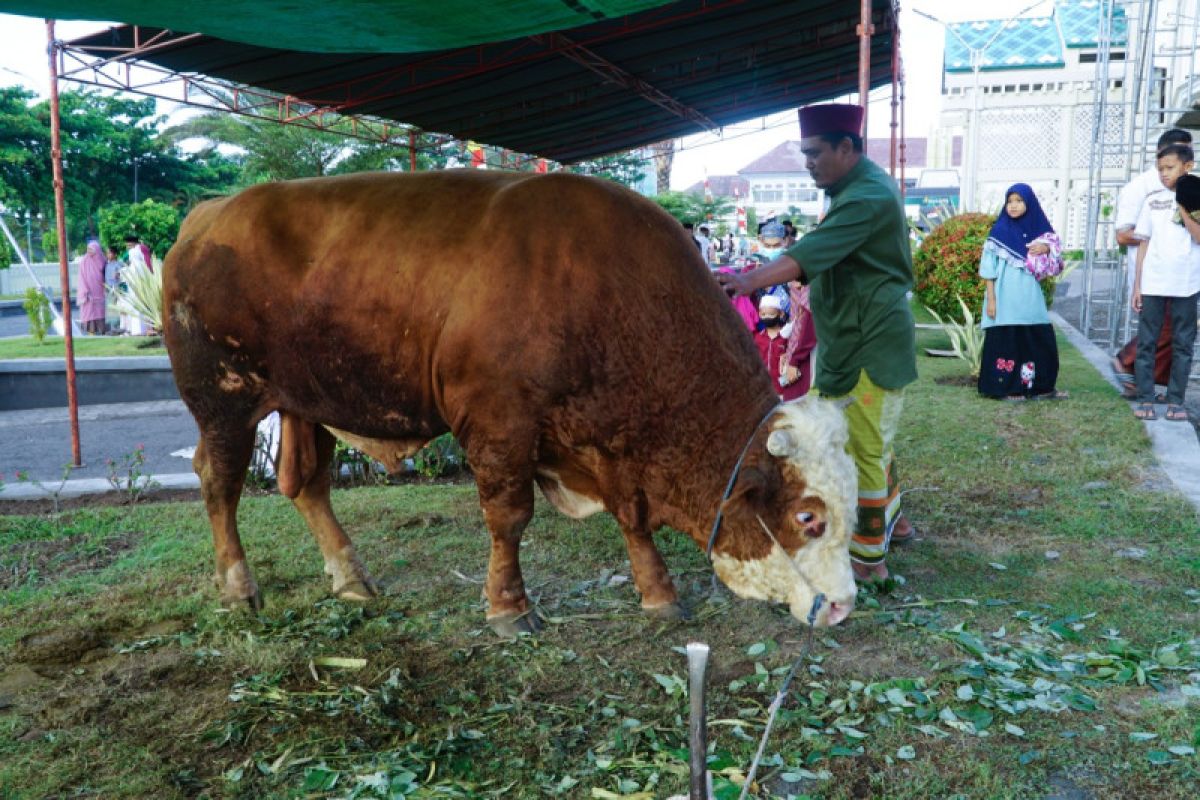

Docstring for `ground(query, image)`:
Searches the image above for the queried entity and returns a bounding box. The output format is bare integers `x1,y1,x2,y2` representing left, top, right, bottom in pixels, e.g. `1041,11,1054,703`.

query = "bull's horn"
766,429,797,457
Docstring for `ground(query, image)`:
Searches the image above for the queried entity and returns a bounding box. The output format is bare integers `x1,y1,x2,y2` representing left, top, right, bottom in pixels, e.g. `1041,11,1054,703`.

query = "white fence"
1,263,70,297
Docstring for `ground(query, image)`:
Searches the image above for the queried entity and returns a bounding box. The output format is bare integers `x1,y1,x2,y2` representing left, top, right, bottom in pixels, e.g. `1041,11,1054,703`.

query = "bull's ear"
726,466,769,507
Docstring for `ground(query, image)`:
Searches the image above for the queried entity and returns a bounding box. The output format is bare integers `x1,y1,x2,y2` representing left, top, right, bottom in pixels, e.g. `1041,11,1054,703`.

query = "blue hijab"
987,183,1055,263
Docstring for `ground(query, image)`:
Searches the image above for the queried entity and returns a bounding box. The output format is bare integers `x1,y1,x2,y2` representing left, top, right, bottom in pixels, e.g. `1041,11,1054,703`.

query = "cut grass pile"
1,327,1198,799
0,335,164,360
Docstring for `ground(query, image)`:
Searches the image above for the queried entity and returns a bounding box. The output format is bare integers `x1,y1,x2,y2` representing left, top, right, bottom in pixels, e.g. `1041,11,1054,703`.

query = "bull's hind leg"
278,416,379,601
473,465,541,638
194,426,260,610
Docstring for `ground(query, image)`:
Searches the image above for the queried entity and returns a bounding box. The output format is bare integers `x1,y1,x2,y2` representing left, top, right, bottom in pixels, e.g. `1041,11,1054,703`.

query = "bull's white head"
710,398,858,627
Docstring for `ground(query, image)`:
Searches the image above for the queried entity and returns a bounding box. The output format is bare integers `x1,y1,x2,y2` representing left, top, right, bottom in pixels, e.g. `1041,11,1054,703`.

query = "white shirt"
1134,187,1200,297
1116,167,1162,232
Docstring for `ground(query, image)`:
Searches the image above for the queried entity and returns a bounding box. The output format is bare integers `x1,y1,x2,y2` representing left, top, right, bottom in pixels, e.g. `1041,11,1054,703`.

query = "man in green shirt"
717,103,917,583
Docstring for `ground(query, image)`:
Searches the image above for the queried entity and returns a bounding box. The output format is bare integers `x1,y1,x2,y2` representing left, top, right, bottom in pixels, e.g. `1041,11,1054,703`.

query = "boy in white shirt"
1110,128,1193,393
1131,143,1200,421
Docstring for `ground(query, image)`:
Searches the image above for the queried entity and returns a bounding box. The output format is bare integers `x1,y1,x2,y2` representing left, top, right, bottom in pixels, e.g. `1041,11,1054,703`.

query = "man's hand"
1132,287,1142,313
716,270,753,297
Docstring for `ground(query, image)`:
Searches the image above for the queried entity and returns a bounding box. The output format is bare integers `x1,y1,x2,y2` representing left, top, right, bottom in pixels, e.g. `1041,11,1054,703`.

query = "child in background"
754,294,814,400
1130,146,1200,422
978,183,1067,401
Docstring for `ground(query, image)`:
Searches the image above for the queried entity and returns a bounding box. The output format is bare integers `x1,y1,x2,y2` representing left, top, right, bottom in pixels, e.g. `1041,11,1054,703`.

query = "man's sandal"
1133,402,1156,421
1166,405,1190,422
852,561,889,583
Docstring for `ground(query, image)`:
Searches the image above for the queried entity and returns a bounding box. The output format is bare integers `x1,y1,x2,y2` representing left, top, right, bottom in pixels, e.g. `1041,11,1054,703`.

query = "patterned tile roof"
1056,0,1127,48
945,1,1127,73
945,16,1063,72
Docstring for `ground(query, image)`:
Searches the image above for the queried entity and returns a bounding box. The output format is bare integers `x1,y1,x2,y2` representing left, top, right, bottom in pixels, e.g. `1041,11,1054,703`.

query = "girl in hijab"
978,184,1067,400
76,239,107,335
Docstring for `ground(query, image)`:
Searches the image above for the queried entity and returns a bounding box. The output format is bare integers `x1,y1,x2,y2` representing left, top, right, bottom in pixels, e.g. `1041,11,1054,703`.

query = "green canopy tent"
0,0,905,465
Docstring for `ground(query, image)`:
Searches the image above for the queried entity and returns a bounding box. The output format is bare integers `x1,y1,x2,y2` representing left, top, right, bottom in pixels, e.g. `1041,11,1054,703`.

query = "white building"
934,0,1200,247
733,137,955,222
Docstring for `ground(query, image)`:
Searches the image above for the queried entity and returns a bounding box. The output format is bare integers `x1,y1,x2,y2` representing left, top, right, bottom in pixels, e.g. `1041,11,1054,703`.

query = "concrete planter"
0,356,179,411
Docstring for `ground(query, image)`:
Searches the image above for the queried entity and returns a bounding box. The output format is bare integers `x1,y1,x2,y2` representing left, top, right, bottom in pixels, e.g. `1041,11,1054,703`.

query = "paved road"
0,400,199,484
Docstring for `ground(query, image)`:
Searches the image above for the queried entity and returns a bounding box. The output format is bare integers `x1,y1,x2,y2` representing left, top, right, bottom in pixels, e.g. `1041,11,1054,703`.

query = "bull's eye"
796,511,814,524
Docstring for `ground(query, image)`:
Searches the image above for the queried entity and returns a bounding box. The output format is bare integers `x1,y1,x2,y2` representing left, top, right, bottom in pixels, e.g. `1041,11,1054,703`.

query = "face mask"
760,316,784,328
759,246,784,259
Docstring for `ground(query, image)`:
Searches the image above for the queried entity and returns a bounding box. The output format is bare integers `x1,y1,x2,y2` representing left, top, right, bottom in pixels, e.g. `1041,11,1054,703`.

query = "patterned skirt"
978,323,1059,398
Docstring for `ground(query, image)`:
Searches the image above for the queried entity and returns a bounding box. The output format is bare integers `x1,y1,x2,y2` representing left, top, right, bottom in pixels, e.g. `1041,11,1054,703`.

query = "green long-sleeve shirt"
785,156,917,396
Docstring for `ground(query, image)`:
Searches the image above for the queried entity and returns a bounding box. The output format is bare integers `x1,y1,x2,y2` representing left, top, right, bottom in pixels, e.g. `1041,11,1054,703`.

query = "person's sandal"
1133,402,1156,421
852,561,889,583
1034,389,1069,401
1166,404,1190,422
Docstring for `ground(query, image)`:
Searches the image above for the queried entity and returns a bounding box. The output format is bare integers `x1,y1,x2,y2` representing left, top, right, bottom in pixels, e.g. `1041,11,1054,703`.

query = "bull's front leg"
620,523,686,620
476,473,541,638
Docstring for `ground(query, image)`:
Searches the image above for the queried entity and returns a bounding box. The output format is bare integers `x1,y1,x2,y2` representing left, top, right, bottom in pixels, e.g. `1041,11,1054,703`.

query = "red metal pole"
47,19,82,468
409,129,417,172
858,0,873,140
889,6,899,177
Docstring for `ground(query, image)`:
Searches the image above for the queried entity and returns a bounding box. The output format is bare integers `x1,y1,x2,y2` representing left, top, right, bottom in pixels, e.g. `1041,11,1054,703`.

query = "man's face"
800,136,855,189
1157,154,1193,190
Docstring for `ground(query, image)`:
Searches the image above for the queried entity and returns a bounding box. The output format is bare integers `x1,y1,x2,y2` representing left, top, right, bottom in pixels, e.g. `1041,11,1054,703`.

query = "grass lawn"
0,335,164,360
1,328,1198,799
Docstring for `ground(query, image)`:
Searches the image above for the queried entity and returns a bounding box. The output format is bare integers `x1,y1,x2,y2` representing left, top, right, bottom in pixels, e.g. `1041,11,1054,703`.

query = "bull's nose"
825,600,853,626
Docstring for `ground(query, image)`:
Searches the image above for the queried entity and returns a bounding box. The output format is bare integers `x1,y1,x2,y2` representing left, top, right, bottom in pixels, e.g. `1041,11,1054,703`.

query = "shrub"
23,287,53,342
913,212,992,323
98,200,181,259
913,212,1057,323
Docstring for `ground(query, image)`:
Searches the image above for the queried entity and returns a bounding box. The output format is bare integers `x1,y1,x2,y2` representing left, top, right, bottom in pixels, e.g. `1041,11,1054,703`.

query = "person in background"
978,184,1068,401
125,234,153,272
1130,145,1200,422
717,103,917,584
782,219,798,247
754,221,792,311
695,225,715,267
716,266,759,332
753,293,813,400
779,278,817,397
682,222,704,256
103,244,122,289
1110,128,1193,396
76,239,107,335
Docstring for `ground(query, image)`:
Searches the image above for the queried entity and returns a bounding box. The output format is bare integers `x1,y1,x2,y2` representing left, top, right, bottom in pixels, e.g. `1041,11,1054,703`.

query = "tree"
650,139,674,192
569,149,647,189
649,191,735,227
0,87,238,257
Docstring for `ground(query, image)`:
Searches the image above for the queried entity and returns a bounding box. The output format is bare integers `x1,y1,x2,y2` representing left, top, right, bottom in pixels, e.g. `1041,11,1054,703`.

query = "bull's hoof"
487,610,543,639
216,562,262,612
221,589,264,613
335,579,379,602
643,601,690,621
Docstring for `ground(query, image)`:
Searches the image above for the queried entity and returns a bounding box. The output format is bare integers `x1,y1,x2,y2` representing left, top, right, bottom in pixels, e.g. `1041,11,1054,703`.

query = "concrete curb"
0,472,199,501
1051,311,1200,514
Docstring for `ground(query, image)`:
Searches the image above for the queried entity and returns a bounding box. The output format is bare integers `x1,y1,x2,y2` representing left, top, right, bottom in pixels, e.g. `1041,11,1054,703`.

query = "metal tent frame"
36,0,906,464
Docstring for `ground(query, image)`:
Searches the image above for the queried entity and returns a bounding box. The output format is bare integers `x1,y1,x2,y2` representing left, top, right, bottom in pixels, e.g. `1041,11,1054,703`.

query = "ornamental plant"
912,212,993,323
913,212,1057,323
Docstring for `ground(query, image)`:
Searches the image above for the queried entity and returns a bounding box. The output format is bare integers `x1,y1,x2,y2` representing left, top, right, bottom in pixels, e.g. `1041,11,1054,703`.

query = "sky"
0,1,1056,190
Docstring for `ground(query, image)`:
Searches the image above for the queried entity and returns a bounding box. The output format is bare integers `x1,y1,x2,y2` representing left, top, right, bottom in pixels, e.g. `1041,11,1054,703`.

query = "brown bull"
163,170,858,634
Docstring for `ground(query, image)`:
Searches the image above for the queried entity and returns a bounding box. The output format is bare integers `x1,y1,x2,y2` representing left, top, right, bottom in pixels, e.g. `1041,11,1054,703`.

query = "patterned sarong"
819,369,905,565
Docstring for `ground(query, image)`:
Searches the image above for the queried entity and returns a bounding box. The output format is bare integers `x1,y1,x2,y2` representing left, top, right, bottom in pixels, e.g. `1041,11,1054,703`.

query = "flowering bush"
914,212,1057,323
913,212,993,323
